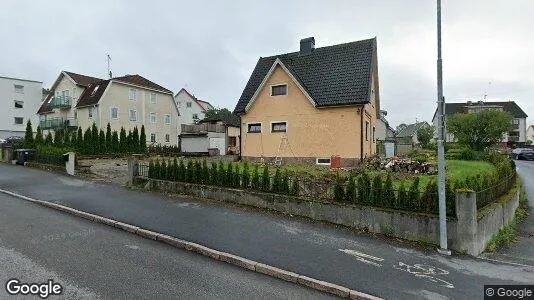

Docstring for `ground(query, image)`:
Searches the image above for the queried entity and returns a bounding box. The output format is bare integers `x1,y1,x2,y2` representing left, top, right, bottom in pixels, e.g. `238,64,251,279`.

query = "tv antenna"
107,53,112,78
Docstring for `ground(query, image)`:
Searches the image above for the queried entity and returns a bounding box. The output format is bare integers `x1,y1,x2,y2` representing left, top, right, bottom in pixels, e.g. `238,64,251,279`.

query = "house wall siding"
0,76,42,138
240,65,371,160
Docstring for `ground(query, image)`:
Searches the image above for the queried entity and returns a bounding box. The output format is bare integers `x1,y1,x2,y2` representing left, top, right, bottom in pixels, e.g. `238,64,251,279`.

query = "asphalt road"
0,192,334,299
484,160,534,266
0,164,533,299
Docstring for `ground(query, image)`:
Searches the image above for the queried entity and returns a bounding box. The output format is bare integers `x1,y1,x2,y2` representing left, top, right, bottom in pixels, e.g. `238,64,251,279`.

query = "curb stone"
0,188,382,300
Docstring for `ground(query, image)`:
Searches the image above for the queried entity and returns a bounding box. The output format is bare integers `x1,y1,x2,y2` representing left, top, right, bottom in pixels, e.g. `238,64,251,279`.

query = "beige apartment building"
38,71,179,145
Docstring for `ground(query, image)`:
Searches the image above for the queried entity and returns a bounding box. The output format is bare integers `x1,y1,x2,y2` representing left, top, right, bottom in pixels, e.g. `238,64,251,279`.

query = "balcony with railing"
181,123,225,134
49,95,71,109
39,118,78,130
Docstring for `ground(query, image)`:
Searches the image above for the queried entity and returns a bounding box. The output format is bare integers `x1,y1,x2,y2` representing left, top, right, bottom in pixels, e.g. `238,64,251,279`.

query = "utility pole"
436,0,450,255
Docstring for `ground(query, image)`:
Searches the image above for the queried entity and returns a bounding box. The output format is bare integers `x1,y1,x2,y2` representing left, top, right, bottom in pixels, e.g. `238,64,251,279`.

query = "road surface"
0,192,333,299
0,164,533,299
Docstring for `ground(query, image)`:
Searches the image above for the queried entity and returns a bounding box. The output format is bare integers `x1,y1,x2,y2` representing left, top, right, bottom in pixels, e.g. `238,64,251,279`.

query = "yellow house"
234,37,380,166
38,71,179,145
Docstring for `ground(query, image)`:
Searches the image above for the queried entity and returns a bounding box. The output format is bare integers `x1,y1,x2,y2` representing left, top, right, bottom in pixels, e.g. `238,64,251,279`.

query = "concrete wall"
142,177,519,256
240,65,377,162
0,76,42,138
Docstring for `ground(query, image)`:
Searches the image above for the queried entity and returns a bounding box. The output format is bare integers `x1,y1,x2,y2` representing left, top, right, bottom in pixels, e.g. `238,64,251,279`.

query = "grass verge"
485,187,529,252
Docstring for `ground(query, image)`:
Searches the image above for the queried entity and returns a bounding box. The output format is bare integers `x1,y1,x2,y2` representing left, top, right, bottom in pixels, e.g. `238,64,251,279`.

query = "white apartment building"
0,75,42,139
174,88,213,133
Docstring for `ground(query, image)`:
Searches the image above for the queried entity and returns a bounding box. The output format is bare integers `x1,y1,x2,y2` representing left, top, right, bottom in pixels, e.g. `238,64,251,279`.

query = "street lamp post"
436,0,451,255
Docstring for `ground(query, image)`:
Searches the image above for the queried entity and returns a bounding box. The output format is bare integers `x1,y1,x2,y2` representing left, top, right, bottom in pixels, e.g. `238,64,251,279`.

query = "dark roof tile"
443,101,528,118
75,80,110,108
64,71,103,86
234,38,376,114
113,74,172,94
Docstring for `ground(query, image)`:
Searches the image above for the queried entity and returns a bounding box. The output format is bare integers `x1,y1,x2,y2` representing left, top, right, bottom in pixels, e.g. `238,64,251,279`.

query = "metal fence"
137,164,149,178
30,154,64,166
475,173,516,210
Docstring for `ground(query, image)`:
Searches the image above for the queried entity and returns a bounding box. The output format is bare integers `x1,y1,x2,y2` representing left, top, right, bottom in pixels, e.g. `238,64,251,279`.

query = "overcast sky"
2,0,533,127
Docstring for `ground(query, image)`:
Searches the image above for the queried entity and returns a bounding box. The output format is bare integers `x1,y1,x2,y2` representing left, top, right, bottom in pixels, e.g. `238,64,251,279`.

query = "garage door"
209,137,226,155
181,136,209,153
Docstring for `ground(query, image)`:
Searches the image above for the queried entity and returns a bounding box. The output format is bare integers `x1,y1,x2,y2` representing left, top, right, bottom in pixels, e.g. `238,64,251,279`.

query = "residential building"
37,71,179,145
376,110,395,141
527,125,534,144
234,37,380,166
198,113,241,154
0,75,42,139
432,101,528,144
174,88,213,129
395,121,430,146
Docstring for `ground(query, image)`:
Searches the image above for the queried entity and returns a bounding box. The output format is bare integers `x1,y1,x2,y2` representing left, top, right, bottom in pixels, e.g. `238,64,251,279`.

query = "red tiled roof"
75,80,110,108
37,93,53,114
112,74,172,94
64,71,103,86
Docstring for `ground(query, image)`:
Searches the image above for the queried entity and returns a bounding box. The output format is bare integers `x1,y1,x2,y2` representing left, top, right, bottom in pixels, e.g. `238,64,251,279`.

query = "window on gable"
164,114,171,125
192,113,198,120
150,112,157,124
130,109,137,121
129,88,137,100
186,102,192,108
271,121,287,132
111,107,118,119
91,85,99,97
150,93,157,104
14,100,23,108
14,84,24,93
248,123,261,133
271,84,287,96
89,107,93,118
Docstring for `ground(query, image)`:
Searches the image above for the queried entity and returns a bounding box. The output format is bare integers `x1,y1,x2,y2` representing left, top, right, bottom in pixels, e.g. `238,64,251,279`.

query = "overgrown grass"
485,187,529,252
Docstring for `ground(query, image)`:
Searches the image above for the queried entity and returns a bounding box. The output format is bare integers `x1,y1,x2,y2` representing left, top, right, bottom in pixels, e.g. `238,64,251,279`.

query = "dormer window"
271,84,287,96
91,85,99,97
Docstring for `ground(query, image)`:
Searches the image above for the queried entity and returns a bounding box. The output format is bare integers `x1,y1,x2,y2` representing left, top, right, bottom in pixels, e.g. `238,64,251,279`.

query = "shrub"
333,176,345,202
140,125,147,153
370,175,383,206
148,160,155,178
408,177,421,211
209,162,217,184
242,162,250,189
201,160,209,184
178,160,186,181
445,180,455,216
45,133,53,146
24,120,34,148
359,173,371,204
261,165,270,192
161,160,168,180
420,180,434,212
35,125,44,146
217,161,225,186
194,160,202,183
345,175,356,203
290,176,300,196
251,165,260,190
396,181,407,209
280,170,289,194
271,168,282,193
225,162,234,187
119,128,127,153
98,130,106,154
383,173,395,208
186,160,194,182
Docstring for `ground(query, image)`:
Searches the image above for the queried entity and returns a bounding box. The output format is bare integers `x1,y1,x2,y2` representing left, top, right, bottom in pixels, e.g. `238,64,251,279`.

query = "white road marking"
393,262,454,289
339,249,384,267
125,244,139,250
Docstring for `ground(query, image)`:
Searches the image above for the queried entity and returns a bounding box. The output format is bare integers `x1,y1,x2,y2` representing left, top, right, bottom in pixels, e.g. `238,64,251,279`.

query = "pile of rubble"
366,156,437,175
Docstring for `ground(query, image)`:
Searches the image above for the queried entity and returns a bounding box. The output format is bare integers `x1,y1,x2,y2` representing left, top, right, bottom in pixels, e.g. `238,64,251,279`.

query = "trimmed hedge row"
148,160,300,196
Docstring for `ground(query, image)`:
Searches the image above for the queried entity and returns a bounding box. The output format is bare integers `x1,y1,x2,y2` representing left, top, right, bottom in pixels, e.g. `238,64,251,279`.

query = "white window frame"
150,112,157,124
513,119,519,125
150,133,156,143
129,88,137,101
247,122,262,133
129,109,137,121
14,100,23,109
14,117,24,125
165,134,170,143
14,84,24,94
164,114,171,125
110,107,119,120
270,84,288,96
316,158,331,166
270,121,288,133
150,92,157,104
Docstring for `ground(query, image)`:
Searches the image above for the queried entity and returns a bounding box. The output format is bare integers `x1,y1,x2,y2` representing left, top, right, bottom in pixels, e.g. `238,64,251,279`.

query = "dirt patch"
78,158,129,185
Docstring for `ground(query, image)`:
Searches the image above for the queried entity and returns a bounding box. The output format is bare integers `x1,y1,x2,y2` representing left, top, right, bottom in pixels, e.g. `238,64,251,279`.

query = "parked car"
511,148,534,160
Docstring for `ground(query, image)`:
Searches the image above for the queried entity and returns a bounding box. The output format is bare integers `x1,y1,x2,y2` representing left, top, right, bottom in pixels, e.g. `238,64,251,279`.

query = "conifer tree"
209,161,217,184
140,125,147,153
241,162,250,189
35,126,43,146
217,161,225,186
179,159,186,181
111,131,119,153
186,160,194,182
83,128,92,154
345,175,356,203
91,123,99,153
98,130,106,154
119,127,127,153
24,120,34,148
105,123,112,153
201,160,209,184
370,175,383,206
290,176,300,196
261,165,270,192
132,127,140,152
77,127,83,150
409,177,421,211
45,132,53,145
272,169,282,193
251,165,260,190
383,173,395,208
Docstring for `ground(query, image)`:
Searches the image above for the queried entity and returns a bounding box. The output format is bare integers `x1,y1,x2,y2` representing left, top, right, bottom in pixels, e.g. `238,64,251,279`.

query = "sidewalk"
0,164,533,299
